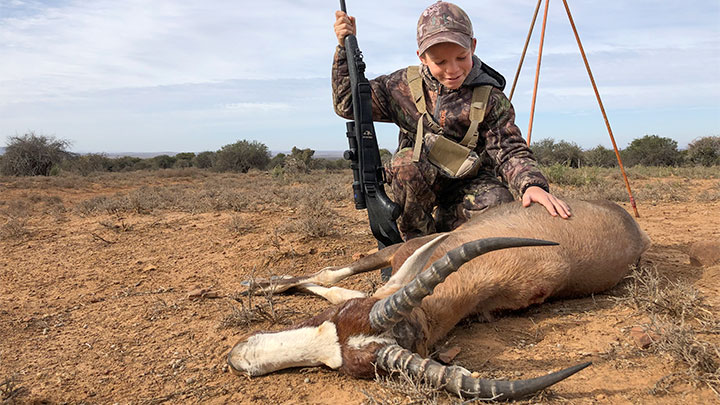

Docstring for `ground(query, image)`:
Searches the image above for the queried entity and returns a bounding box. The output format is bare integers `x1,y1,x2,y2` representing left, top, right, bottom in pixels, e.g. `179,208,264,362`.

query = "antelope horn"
376,344,591,400
369,237,558,331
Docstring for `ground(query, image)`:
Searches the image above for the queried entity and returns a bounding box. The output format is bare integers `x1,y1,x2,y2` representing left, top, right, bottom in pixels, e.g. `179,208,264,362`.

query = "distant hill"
104,152,178,159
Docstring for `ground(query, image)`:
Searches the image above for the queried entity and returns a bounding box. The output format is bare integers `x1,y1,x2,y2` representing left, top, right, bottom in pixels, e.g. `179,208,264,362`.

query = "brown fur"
233,199,650,380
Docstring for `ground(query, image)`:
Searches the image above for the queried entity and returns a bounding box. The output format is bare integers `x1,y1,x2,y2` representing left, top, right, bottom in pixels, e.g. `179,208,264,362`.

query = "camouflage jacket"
332,45,549,195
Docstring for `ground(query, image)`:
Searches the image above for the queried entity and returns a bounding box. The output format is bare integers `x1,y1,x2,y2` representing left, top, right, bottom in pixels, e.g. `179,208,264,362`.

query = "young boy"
333,1,570,240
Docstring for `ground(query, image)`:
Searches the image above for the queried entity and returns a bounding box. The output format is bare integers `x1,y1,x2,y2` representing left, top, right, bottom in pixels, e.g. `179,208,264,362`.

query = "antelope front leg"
240,243,404,296
239,265,360,295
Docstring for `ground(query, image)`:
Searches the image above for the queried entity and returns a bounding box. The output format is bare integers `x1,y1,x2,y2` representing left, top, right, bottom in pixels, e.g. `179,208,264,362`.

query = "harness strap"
407,66,426,162
405,65,493,162
459,85,492,149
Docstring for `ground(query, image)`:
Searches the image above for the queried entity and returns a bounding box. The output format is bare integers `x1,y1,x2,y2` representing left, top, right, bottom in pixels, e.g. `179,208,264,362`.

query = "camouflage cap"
417,1,473,55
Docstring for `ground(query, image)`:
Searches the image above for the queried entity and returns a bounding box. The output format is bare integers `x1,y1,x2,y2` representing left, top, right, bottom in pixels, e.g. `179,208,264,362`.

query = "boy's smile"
418,39,477,90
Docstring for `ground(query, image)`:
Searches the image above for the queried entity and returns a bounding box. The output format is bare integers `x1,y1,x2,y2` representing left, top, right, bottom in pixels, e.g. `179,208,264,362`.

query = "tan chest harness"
407,65,492,178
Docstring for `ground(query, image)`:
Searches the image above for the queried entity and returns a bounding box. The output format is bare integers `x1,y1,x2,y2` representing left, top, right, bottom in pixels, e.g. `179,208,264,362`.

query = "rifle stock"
339,1,403,252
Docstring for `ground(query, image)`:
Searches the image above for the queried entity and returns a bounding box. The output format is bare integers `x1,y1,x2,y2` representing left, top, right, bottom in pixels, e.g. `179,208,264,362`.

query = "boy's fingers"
542,199,558,217
553,196,571,218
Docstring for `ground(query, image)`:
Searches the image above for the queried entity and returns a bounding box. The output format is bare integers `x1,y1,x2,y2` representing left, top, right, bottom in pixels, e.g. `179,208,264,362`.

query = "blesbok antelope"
227,199,651,400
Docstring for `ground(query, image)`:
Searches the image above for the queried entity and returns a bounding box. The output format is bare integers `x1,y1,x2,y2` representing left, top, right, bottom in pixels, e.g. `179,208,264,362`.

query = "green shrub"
193,151,215,169
1,132,71,176
686,136,720,166
214,140,270,173
151,155,176,169
531,138,584,167
107,156,142,172
541,164,602,187
173,152,195,168
584,145,618,167
379,148,393,166
132,159,152,171
268,153,286,169
62,153,112,175
622,135,681,167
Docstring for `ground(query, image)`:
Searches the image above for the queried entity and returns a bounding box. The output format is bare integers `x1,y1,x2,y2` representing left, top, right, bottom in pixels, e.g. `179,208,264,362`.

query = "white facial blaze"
347,334,396,350
228,321,342,376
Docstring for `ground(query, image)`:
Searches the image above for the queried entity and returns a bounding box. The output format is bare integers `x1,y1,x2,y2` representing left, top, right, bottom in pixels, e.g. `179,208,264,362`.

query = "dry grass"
0,375,27,403
614,264,720,396
0,216,29,240
218,272,294,329
361,368,444,405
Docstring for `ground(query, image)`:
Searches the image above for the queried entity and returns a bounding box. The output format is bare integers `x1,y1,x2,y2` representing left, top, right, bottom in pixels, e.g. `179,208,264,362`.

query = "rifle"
339,0,403,276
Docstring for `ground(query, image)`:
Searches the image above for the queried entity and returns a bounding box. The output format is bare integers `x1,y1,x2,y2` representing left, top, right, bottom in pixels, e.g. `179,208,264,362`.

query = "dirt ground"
1,169,718,404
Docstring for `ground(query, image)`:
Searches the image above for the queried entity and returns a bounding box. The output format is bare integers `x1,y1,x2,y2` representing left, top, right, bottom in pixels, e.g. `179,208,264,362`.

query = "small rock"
437,345,462,364
471,371,481,379
142,264,157,272
304,378,310,383
187,287,219,300
630,326,659,349
596,394,607,401
186,377,195,385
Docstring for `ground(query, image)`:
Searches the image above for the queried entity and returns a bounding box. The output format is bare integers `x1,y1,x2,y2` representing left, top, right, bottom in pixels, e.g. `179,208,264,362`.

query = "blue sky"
1,0,718,154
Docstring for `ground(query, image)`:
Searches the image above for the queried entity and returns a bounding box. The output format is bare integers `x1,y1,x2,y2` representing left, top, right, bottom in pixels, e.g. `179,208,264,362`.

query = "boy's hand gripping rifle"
339,0,403,256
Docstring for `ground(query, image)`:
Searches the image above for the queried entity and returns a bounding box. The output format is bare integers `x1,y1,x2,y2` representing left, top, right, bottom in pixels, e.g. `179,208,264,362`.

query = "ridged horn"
369,237,558,331
376,344,591,400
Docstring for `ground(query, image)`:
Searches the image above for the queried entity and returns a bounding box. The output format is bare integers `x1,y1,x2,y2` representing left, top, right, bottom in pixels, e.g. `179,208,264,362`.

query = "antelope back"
410,199,650,346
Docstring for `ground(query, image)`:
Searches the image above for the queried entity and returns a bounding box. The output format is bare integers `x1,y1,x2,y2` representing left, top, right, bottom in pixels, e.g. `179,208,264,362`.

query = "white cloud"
0,0,717,152
223,102,292,112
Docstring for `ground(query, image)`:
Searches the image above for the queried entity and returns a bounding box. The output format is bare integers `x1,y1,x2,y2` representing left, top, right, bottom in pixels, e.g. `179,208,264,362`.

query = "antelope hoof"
227,342,250,375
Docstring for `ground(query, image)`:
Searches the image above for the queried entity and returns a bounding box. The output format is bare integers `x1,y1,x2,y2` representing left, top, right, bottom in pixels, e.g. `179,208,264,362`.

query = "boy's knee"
387,147,437,187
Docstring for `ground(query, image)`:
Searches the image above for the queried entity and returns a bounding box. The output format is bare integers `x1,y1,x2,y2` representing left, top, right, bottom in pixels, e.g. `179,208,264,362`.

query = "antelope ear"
373,233,449,298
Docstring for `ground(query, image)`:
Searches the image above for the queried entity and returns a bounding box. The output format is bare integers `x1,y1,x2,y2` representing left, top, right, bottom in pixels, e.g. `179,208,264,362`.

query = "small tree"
686,136,720,166
530,138,584,167
214,140,270,173
268,152,286,169
174,152,195,168
552,141,584,168
193,151,216,169
0,132,71,176
584,145,618,167
379,148,393,166
151,155,176,169
62,153,112,175
286,147,315,173
108,156,142,172
530,138,556,166
623,134,681,166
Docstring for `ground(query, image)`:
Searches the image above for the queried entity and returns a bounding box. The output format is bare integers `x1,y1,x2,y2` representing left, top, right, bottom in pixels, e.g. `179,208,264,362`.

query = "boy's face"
418,39,477,90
